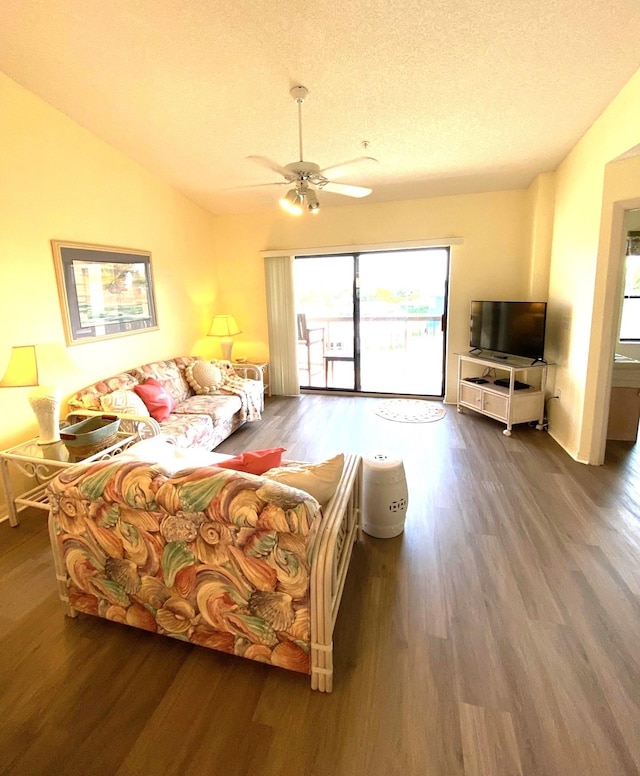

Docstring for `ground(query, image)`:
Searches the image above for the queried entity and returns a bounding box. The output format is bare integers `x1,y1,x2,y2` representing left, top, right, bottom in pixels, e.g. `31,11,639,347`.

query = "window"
619,232,640,341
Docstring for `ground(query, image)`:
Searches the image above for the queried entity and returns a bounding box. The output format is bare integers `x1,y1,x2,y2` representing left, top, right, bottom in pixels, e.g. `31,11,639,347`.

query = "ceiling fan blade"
317,156,378,179
225,181,288,191
322,181,372,198
246,155,292,178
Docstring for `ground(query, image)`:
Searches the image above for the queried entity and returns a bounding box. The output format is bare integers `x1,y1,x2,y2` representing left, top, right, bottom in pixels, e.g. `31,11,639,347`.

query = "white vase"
28,385,62,445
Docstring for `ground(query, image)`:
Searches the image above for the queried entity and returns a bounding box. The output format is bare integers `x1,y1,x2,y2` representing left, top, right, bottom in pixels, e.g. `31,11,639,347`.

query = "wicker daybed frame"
48,452,363,693
309,452,363,691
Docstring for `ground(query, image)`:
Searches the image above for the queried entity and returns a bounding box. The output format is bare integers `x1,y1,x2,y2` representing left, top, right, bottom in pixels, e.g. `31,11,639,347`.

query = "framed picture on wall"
51,240,159,345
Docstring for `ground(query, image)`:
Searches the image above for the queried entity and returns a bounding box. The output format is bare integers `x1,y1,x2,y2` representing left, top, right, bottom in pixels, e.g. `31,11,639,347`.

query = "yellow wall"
525,172,556,300
546,68,640,461
0,73,220,513
212,189,534,403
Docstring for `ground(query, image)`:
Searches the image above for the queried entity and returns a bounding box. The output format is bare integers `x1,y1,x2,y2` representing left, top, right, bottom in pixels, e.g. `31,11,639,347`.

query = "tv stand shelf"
457,352,548,436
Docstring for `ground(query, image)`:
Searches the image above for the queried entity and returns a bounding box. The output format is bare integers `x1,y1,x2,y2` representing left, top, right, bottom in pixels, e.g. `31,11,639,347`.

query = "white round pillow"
185,360,224,394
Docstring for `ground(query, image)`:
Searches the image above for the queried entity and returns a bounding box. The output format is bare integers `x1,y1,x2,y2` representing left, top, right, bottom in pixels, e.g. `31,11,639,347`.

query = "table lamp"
208,315,242,361
0,345,62,445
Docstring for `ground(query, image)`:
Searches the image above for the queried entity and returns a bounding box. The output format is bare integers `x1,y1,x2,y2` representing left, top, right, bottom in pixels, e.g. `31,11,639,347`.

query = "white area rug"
374,399,447,423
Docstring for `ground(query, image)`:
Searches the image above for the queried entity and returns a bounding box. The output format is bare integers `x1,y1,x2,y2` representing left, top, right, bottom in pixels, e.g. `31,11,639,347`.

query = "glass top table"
0,431,136,527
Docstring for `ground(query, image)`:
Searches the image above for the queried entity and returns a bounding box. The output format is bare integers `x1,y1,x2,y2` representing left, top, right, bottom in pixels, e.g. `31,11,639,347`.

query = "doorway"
294,247,449,396
607,208,640,443
592,164,640,464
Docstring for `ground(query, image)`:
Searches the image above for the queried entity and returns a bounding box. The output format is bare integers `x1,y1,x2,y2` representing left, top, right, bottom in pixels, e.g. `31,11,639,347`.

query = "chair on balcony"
297,314,325,385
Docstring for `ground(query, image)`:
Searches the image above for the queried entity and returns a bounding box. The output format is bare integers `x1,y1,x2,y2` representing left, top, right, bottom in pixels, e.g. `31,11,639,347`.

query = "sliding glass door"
359,249,448,394
295,247,449,396
294,255,355,390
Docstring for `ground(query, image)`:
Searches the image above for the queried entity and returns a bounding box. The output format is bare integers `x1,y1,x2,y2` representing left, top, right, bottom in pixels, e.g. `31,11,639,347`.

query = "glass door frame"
296,246,450,397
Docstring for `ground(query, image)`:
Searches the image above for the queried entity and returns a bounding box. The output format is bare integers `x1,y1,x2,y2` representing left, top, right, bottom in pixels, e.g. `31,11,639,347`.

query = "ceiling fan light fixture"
280,188,304,215
306,189,320,213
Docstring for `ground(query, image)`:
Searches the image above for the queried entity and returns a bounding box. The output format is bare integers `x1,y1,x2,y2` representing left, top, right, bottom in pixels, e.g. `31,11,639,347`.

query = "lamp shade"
0,345,39,387
0,344,64,445
279,189,304,215
208,315,242,338
305,188,320,213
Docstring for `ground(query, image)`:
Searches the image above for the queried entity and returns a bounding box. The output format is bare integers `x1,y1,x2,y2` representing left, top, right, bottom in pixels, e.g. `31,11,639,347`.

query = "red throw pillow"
133,378,175,422
216,447,286,476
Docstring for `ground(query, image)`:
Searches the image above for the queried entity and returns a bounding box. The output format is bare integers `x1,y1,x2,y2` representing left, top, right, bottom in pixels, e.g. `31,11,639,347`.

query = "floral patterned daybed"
66,357,263,450
47,451,362,691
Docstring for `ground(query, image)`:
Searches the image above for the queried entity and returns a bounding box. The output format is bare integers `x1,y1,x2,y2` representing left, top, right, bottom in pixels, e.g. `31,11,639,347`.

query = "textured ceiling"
2,1,640,215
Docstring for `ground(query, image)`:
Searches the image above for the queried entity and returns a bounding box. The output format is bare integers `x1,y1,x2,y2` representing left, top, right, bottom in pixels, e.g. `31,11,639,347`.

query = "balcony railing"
299,314,445,394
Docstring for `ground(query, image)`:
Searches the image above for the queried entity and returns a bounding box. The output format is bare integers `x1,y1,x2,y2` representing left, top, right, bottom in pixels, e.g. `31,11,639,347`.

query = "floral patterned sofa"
66,357,263,450
47,450,363,691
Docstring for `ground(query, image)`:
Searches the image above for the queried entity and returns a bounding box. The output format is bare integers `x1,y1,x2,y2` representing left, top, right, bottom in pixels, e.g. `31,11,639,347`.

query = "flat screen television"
470,301,547,361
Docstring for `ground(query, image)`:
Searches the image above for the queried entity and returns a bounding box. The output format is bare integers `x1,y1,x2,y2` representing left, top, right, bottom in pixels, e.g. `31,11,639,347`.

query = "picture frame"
51,240,159,345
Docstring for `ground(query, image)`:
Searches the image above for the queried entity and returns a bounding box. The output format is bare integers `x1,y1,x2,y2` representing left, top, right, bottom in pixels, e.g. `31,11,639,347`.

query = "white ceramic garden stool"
362,452,408,538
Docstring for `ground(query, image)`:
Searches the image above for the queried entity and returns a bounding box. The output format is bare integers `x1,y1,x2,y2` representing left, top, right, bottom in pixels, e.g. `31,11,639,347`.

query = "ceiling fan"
247,85,377,214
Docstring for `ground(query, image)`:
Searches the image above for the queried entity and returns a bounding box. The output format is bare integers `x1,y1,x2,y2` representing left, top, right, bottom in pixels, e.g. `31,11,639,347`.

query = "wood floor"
1,394,640,775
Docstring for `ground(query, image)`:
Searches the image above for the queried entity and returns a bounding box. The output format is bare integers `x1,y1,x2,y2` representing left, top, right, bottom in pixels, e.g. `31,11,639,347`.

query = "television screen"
470,301,547,360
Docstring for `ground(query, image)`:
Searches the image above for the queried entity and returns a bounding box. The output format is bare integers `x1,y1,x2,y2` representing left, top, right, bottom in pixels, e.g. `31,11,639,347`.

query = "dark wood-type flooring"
1,394,640,775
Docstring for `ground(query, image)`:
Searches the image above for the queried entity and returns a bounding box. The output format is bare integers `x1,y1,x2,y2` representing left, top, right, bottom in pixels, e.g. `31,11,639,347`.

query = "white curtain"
264,255,300,395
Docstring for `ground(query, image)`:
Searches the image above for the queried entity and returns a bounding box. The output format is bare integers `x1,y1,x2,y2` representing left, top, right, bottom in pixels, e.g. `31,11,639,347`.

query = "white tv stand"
457,352,548,436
